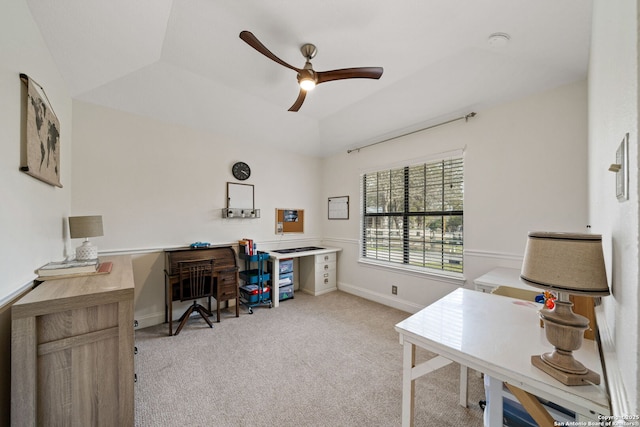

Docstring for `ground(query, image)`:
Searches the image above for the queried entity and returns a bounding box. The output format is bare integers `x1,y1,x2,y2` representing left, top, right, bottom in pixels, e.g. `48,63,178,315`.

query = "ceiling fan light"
299,78,316,91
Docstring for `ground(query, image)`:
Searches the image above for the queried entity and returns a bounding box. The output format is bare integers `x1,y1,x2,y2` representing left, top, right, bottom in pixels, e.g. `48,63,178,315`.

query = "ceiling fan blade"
239,31,301,73
288,89,307,112
316,67,383,84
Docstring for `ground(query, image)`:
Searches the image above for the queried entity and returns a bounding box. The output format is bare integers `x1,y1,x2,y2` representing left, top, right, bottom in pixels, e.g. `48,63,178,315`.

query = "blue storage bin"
239,269,271,284
239,251,270,262
268,258,293,274
279,284,293,301
279,259,293,274
240,284,271,303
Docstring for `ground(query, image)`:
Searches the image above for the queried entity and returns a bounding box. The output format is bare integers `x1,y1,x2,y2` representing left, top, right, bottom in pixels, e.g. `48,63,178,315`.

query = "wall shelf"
225,182,259,218
222,208,260,218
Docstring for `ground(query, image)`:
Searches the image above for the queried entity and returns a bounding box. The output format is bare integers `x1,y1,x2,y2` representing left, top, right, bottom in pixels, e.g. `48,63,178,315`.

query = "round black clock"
232,161,251,180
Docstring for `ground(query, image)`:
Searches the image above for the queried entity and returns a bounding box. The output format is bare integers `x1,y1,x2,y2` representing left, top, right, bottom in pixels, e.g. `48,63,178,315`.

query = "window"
361,155,464,275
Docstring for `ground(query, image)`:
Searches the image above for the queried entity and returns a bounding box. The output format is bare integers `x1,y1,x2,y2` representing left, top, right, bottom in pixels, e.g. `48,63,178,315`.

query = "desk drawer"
217,270,238,300
218,285,238,301
218,270,237,286
316,253,336,264
315,268,336,290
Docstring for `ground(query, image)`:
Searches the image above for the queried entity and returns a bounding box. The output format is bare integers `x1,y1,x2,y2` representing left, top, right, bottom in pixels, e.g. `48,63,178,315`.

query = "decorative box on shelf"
222,208,260,218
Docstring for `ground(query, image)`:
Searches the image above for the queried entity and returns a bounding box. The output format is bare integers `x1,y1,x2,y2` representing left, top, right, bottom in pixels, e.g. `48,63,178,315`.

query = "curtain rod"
347,112,476,154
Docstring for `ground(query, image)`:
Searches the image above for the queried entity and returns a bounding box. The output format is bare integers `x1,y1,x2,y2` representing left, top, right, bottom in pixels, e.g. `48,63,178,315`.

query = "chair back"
178,259,214,302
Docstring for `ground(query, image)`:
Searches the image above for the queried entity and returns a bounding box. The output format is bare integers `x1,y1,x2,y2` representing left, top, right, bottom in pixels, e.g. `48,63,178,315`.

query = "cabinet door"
12,299,134,426
45,305,119,425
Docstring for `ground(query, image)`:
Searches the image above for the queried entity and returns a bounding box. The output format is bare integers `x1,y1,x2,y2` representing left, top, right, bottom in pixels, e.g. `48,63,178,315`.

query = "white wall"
0,0,72,303
321,80,589,312
71,101,323,325
0,0,72,423
589,0,639,413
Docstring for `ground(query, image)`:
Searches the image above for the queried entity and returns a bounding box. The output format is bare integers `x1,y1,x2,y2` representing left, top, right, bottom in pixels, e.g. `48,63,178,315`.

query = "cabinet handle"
324,279,329,284
324,255,329,261
134,373,138,383
324,273,329,278
134,320,139,328
324,265,329,270
134,346,138,355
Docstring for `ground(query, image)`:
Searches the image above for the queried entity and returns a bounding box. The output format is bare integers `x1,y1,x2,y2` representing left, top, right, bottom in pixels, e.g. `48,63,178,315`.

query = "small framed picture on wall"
328,196,349,220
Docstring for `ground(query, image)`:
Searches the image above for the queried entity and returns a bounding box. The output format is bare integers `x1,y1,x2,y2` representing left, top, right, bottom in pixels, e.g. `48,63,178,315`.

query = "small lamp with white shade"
69,215,103,261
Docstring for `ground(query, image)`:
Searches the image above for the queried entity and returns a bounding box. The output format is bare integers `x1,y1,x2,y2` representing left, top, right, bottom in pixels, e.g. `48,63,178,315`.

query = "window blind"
361,156,463,274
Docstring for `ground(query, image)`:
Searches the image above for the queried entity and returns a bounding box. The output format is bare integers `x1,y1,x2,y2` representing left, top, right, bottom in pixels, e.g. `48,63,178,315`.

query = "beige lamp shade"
69,215,104,239
520,231,610,296
69,216,103,261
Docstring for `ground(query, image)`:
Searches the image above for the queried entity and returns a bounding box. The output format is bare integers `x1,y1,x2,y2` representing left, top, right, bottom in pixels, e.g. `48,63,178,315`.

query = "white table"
473,267,541,294
395,288,610,427
266,246,341,307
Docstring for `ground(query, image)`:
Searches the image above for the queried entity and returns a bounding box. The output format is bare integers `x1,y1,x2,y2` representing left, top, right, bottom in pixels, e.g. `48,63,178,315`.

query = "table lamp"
69,215,103,261
520,231,610,386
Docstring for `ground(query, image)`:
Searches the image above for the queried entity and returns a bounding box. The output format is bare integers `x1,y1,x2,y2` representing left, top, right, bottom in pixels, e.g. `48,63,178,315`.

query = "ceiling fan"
239,30,384,112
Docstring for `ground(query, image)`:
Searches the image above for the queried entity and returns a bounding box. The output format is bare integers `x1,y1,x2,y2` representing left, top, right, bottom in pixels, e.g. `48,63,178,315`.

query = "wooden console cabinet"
11,255,135,426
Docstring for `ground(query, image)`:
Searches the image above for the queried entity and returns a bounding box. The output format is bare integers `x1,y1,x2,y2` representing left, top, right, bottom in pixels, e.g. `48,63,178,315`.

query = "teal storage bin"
240,284,271,303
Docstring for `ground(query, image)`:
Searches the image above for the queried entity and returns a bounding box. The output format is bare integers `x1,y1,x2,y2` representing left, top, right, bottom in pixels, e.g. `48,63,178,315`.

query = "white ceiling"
26,0,592,157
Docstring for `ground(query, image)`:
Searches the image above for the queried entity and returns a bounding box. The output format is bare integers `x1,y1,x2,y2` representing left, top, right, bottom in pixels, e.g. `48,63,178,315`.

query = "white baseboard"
299,287,337,297
136,282,423,330
338,282,423,314
134,312,166,330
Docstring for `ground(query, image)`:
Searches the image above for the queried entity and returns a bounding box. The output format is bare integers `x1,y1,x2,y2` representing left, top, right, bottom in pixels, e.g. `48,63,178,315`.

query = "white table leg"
402,340,416,427
459,365,468,407
271,257,280,307
485,375,504,427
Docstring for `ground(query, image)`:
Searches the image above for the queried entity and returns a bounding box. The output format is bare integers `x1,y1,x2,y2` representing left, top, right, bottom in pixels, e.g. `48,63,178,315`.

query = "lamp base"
76,240,98,261
531,355,600,385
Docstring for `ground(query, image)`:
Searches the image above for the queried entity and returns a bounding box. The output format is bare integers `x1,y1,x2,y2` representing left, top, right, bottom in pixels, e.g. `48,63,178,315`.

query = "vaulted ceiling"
26,0,592,157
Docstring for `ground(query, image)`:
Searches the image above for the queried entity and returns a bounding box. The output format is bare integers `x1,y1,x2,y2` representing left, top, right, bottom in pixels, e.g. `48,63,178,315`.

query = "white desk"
395,288,610,427
267,247,341,307
473,267,541,294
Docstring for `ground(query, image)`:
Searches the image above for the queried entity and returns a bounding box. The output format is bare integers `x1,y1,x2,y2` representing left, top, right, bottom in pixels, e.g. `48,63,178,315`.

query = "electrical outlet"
392,285,397,295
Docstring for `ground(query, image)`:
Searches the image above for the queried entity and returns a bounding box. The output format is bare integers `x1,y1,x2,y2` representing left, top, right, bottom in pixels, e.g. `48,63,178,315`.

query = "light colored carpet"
134,291,485,426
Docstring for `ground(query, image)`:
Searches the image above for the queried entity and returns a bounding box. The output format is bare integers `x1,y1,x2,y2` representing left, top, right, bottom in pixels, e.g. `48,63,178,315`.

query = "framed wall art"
615,133,629,202
328,196,349,219
20,74,62,187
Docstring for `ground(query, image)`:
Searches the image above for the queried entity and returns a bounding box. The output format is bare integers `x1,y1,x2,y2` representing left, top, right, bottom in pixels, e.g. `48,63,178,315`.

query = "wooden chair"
173,259,215,336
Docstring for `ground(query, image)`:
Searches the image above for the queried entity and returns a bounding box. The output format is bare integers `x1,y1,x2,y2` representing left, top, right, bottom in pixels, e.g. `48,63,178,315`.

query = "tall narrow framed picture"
20,74,62,187
615,133,629,202
328,196,349,219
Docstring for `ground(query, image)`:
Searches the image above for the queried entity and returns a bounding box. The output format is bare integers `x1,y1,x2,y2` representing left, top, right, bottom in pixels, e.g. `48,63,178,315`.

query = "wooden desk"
11,255,135,426
395,288,610,427
164,246,239,335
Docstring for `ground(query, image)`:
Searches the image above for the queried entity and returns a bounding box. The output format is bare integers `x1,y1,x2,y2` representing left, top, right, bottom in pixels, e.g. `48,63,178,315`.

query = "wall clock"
232,161,251,181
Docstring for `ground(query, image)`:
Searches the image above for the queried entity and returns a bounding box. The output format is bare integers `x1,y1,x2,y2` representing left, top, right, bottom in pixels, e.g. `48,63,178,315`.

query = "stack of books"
238,238,256,255
37,258,100,278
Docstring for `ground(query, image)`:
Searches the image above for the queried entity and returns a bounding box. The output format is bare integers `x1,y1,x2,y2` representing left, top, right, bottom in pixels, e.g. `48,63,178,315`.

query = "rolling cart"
239,251,272,314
